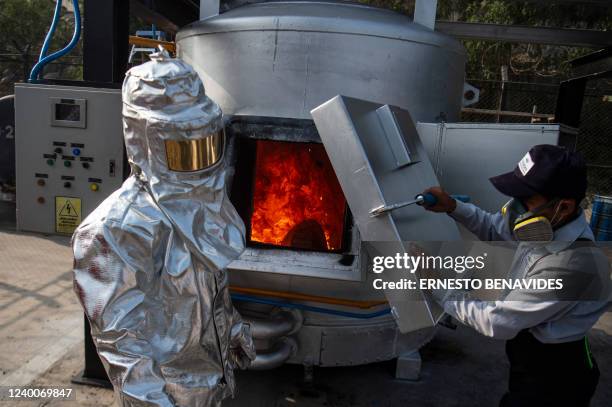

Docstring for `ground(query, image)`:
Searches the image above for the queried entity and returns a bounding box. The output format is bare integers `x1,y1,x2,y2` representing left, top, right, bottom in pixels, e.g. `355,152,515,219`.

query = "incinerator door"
311,95,461,334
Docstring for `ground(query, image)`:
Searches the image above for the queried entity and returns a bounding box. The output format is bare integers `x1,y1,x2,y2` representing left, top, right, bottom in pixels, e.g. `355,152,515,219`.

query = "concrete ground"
0,200,611,406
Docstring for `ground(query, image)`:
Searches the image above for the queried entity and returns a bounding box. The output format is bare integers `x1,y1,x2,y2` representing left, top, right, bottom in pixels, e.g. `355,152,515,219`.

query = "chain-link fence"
461,78,612,201
462,79,558,123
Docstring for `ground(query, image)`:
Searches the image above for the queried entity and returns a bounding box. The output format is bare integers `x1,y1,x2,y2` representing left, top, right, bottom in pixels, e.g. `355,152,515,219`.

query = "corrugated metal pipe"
244,309,302,370
249,338,298,370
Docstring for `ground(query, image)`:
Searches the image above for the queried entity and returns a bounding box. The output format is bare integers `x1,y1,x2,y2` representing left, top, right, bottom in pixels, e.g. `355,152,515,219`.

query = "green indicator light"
46,159,54,166
64,160,72,168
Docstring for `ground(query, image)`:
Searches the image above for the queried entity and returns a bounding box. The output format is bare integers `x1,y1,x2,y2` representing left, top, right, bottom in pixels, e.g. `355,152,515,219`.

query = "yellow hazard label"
55,196,82,234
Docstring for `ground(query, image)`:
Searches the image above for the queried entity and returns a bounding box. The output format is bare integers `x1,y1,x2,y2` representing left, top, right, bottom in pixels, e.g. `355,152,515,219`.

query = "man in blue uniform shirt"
423,144,610,407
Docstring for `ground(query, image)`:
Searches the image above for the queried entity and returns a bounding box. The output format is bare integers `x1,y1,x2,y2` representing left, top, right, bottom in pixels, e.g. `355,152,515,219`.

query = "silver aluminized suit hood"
122,49,245,270
72,49,254,406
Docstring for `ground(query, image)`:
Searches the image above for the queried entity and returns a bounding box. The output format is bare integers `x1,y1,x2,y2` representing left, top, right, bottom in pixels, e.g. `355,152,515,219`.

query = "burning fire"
250,140,347,252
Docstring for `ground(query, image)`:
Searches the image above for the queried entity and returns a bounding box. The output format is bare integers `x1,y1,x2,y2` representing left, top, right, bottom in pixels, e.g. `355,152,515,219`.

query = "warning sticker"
55,196,82,234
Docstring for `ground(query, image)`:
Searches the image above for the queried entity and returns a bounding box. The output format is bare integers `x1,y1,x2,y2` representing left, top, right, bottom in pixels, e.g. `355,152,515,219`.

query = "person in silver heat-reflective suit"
71,49,255,407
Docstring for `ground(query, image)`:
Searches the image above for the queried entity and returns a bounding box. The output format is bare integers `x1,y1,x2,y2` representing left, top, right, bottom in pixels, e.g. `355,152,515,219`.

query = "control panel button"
72,148,81,156
37,197,45,204
90,183,99,192
63,181,71,188
54,147,63,154
46,159,55,166
64,160,72,168
36,179,46,187
82,162,90,169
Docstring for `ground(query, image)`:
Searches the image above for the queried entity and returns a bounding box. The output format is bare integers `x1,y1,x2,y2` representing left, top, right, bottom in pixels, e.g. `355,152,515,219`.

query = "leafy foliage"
359,0,612,81
0,0,83,96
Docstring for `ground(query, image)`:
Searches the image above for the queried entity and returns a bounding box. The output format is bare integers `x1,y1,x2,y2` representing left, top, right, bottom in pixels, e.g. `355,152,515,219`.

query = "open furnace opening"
251,140,347,252
229,118,351,254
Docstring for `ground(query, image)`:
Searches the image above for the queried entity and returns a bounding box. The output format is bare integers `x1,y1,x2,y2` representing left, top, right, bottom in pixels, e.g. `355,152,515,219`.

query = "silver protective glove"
229,320,256,369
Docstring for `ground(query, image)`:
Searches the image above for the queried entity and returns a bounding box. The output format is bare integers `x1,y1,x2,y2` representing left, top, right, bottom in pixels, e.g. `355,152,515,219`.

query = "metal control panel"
15,83,124,235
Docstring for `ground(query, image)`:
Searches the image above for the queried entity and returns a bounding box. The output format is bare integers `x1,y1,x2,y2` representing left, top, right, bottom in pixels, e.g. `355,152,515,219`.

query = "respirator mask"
502,198,562,242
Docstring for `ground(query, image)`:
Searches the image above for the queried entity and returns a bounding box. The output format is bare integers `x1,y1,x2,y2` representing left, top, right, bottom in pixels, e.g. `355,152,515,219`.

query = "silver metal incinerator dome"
176,0,467,123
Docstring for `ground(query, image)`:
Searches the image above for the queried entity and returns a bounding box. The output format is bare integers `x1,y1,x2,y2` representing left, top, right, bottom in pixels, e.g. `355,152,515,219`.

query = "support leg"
395,350,422,381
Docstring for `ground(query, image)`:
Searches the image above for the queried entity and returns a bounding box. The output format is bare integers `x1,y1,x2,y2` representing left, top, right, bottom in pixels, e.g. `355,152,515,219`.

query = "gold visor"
164,131,224,172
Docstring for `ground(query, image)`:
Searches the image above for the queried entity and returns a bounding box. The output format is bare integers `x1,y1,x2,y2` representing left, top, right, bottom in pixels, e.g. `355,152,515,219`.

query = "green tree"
359,0,612,82
446,0,611,81
0,0,83,96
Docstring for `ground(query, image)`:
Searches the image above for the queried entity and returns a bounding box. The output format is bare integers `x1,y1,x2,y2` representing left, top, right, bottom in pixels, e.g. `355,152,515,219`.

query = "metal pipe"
249,338,297,370
200,0,220,20
244,311,300,340
414,0,437,30
462,107,554,120
230,286,387,310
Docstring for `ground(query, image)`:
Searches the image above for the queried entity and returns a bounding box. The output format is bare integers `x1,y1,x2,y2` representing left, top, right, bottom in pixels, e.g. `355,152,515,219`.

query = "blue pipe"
29,0,81,82
231,293,391,319
38,0,63,61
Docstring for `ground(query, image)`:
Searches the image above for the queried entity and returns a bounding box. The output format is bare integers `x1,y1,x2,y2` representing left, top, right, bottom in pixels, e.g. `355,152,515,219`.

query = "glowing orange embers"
250,140,347,252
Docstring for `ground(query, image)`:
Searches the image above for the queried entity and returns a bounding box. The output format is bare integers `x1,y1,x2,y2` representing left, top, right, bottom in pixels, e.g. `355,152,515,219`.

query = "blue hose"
231,293,391,319
29,0,81,82
38,0,63,61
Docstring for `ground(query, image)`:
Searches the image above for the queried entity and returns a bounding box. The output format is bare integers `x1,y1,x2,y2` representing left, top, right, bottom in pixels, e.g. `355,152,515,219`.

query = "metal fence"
461,78,612,201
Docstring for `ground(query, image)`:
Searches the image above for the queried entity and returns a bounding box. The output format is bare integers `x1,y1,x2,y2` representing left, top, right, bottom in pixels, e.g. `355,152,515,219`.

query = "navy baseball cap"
489,145,587,201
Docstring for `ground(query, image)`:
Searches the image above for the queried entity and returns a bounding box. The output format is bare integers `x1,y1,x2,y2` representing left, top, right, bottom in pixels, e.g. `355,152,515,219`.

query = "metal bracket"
462,82,480,107
376,105,413,168
414,0,437,30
